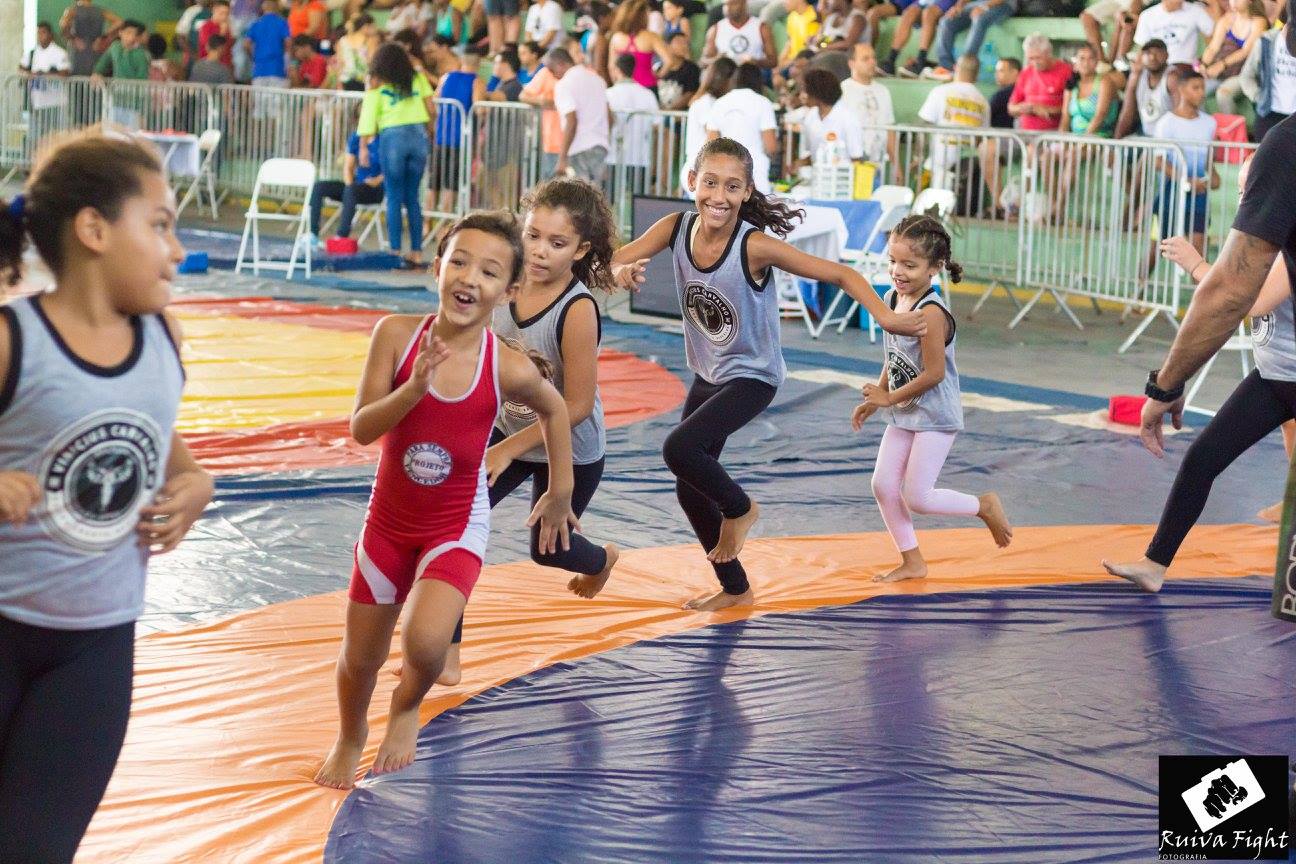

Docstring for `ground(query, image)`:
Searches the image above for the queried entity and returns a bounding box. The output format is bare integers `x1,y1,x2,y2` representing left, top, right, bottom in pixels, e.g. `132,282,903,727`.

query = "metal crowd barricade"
469,100,542,212
213,83,361,198
103,79,214,136
0,74,104,182
608,109,686,234
425,97,472,228
1203,137,1259,262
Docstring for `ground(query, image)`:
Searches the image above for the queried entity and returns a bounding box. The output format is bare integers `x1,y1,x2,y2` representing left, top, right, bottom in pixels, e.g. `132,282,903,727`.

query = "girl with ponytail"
851,213,1012,584
609,136,929,612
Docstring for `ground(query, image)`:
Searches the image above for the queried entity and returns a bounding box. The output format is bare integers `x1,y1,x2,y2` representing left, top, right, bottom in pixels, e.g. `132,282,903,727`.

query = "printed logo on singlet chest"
38,409,164,552
1252,313,1275,348
684,281,738,346
403,442,454,486
503,400,538,423
886,346,922,411
727,33,751,54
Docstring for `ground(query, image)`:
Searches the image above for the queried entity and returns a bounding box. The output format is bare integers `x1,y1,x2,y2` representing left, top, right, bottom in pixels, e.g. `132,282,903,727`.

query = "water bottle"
813,132,853,199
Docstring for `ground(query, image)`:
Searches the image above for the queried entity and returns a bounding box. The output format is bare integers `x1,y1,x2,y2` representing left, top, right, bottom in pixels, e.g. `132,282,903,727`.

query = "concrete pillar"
0,0,31,77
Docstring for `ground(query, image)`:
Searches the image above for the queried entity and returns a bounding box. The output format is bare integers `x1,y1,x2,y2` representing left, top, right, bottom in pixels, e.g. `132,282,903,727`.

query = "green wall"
35,0,176,31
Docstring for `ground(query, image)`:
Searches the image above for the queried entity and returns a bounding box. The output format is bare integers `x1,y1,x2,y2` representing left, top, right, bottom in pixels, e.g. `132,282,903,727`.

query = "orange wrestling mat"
78,523,1274,863
170,298,686,473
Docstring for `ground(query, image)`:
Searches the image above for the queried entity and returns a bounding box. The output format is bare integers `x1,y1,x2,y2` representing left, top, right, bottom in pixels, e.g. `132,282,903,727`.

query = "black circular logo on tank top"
885,347,922,411
1253,313,1275,348
683,282,738,346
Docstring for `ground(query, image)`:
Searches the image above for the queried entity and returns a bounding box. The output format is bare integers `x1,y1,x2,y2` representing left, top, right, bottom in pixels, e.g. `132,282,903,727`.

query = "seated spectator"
917,54,988,189
685,56,735,174
840,44,897,167
663,0,694,43
659,30,702,108
927,0,1020,82
608,0,671,87
989,55,1020,127
1132,0,1215,66
1150,69,1218,257
607,54,661,195
776,48,815,110
705,61,779,191
1248,26,1296,139
778,0,821,69
191,33,235,83
287,0,329,41
1008,33,1071,131
246,0,291,87
92,20,150,80
704,0,777,70
1200,0,1268,92
385,0,433,37
486,48,524,99
887,0,958,78
432,45,486,211
308,125,384,245
792,67,865,175
518,39,544,84
1061,44,1121,135
335,13,379,91
431,0,470,45
21,21,70,76
199,1,234,69
1080,0,1142,71
817,0,870,52
1115,37,1171,136
290,35,328,87
866,0,914,58
526,0,566,49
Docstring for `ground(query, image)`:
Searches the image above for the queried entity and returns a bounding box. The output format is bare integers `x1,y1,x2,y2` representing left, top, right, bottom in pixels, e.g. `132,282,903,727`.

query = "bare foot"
683,588,755,611
372,706,420,776
872,560,928,582
708,501,760,564
436,642,461,687
314,731,367,790
1258,502,1283,524
1102,557,1166,593
568,544,618,599
978,492,1013,548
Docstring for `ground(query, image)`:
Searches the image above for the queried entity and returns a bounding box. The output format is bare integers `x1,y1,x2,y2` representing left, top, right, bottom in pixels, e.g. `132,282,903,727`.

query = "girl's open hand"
612,259,649,292
526,491,581,555
861,382,892,410
137,470,214,554
406,328,451,393
0,471,39,525
886,309,927,337
851,402,877,430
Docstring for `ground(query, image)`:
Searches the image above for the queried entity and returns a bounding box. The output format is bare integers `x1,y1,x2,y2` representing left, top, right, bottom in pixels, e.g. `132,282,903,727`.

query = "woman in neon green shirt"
358,43,434,266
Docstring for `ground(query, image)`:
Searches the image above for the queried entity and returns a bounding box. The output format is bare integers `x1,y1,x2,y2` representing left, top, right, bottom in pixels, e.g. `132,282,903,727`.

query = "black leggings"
0,614,135,864
1147,370,1296,566
662,376,778,596
451,428,607,644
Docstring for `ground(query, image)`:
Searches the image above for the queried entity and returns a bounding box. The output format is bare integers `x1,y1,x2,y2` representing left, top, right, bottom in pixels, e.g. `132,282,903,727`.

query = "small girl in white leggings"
852,215,1013,582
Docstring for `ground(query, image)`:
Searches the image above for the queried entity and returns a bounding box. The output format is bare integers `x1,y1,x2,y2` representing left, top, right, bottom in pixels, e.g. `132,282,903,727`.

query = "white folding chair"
175,129,222,220
1184,324,1252,416
235,158,316,280
319,199,386,249
814,185,915,338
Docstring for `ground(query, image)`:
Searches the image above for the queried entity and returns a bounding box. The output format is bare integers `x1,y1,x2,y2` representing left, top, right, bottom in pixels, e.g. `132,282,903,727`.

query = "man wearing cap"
1115,38,1172,138
1135,1,1296,623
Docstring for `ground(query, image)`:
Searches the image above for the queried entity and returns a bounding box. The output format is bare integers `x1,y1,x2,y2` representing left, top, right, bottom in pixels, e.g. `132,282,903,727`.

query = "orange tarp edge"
78,524,1275,863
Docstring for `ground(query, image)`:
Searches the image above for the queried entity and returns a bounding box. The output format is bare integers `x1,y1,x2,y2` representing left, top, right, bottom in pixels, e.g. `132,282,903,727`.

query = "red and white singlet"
349,316,500,604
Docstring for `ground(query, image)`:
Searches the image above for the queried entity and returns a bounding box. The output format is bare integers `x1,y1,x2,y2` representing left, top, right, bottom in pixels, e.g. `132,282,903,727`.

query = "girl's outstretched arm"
746,233,928,337
498,344,581,554
611,213,680,289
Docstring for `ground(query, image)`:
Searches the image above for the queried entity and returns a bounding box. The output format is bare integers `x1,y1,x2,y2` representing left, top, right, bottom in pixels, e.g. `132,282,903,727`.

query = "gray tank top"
1252,295,1296,382
0,297,184,630
69,4,107,76
881,288,963,432
1136,70,1172,133
670,212,786,388
492,280,606,465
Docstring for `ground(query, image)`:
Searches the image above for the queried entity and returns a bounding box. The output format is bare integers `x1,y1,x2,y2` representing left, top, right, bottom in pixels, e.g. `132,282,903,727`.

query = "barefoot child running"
0,130,212,862
315,212,580,790
852,215,1012,582
437,178,621,686
612,136,928,611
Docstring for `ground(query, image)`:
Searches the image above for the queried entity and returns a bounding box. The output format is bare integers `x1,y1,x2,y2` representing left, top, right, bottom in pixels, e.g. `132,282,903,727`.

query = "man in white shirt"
704,62,779,192
1133,0,1216,66
526,0,565,50
21,22,71,75
704,0,777,69
606,53,661,197
917,55,989,189
548,48,611,183
839,44,897,166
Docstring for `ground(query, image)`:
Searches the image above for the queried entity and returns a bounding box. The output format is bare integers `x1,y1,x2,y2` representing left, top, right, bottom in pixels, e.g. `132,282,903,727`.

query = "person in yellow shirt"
780,0,821,66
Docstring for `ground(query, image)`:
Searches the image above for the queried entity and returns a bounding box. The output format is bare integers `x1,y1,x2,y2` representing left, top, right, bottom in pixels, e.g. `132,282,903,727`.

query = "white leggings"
871,426,979,553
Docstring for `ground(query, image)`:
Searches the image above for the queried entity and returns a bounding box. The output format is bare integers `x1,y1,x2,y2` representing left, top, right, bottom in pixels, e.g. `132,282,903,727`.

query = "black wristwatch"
1145,370,1184,403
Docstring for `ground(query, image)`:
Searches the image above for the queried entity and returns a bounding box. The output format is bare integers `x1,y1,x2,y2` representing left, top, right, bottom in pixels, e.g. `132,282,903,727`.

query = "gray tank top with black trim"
881,287,963,432
491,279,606,465
0,296,184,630
1252,294,1296,382
669,211,786,388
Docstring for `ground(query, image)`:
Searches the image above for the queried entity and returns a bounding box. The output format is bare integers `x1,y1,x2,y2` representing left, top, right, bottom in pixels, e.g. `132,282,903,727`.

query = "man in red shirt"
1008,33,1072,131
198,0,234,69
290,34,328,87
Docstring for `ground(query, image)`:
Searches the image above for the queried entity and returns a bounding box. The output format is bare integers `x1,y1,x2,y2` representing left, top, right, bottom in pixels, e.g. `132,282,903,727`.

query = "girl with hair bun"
0,128,211,862
611,136,929,612
852,213,1013,583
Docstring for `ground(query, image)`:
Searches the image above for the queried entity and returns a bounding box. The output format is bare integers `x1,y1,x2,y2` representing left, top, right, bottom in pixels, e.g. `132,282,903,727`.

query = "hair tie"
7,195,25,222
